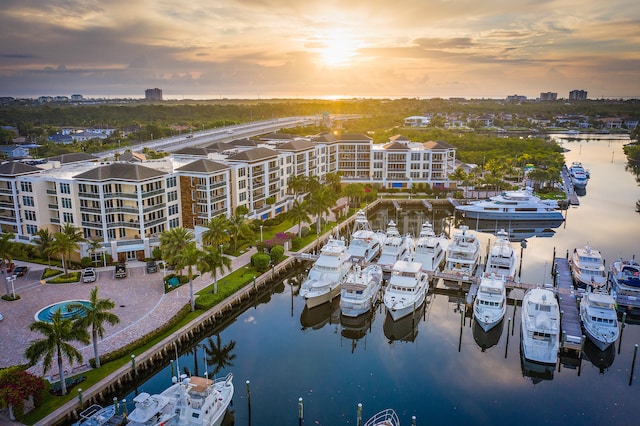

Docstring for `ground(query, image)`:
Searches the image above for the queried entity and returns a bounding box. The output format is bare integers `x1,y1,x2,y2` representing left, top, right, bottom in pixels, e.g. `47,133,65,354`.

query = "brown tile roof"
423,140,455,150
176,159,230,173
276,139,316,151
226,147,279,162
0,161,41,177
73,162,166,181
48,152,99,164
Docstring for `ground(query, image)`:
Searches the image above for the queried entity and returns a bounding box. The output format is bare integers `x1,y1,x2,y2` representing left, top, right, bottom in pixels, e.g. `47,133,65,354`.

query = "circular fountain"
35,300,91,322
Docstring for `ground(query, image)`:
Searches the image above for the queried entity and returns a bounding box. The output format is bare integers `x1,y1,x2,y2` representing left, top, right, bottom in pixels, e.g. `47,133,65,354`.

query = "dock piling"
619,312,627,355
357,403,363,426
505,318,511,359
630,344,638,386
298,397,304,426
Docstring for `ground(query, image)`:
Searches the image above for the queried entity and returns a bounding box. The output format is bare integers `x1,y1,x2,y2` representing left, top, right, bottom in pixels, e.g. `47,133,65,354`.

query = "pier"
561,165,580,206
554,257,584,357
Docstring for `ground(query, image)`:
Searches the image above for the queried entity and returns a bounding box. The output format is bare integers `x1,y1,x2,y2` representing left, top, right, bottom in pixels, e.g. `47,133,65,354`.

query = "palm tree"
87,239,103,266
25,310,90,395
306,188,335,235
34,228,55,266
203,334,236,377
68,287,120,368
51,232,75,275
227,214,252,253
201,215,231,247
159,227,194,271
174,242,201,311
286,199,311,238
0,232,15,297
62,223,85,244
198,245,232,294
324,172,343,195
287,175,307,197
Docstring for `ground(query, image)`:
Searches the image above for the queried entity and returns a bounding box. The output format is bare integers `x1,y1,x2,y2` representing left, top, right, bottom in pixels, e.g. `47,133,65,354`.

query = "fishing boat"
363,408,400,426
300,237,352,308
580,290,619,351
608,257,640,313
128,373,233,426
73,404,122,426
569,161,589,189
455,188,564,221
347,210,385,263
484,229,518,280
376,221,414,273
412,220,449,273
570,245,607,289
383,260,429,321
520,287,560,366
443,226,480,277
473,273,507,332
340,264,384,317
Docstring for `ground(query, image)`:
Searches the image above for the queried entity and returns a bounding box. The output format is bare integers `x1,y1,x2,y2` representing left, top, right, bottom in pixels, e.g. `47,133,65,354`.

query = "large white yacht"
340,264,384,318
383,260,429,321
580,290,619,351
608,257,640,314
412,220,449,273
569,161,589,189
455,188,564,221
376,220,414,273
570,245,607,289
347,210,385,263
473,273,507,332
443,226,480,277
484,229,518,280
521,287,560,366
127,373,234,426
300,237,352,308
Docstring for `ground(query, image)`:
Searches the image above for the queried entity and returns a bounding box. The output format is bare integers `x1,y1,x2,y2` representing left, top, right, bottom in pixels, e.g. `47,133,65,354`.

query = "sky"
1,0,639,100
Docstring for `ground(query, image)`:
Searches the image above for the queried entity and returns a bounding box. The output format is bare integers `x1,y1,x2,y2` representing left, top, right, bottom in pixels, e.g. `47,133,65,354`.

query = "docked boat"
443,226,480,277
570,245,607,289
363,408,400,426
412,220,449,273
455,188,564,221
300,237,352,308
340,264,384,317
580,290,619,351
484,229,518,280
383,260,429,321
127,373,233,426
569,161,589,189
608,257,640,313
347,210,385,263
376,221,414,273
473,273,507,332
520,287,560,366
464,218,563,242
73,404,122,426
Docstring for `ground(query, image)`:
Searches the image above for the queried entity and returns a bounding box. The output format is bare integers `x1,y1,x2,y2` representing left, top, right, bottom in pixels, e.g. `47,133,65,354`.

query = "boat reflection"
341,310,375,341
583,339,616,373
472,318,504,352
520,350,555,383
383,302,426,343
464,218,564,242
300,298,341,330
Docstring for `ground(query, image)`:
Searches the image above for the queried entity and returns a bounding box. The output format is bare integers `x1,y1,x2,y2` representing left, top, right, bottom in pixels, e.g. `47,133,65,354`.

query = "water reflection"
472,319,504,352
300,298,341,330
383,298,427,343
583,339,616,373
521,352,555,383
340,311,375,354
463,218,564,242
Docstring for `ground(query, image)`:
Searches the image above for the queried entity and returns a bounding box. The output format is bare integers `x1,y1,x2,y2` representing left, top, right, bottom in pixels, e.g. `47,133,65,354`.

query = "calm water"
125,135,640,425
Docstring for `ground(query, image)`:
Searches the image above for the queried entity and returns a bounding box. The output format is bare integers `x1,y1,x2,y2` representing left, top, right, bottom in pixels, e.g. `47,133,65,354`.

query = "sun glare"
319,36,358,67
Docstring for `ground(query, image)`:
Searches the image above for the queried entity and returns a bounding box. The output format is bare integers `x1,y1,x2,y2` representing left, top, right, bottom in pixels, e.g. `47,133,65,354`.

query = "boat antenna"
203,347,208,379
174,339,180,378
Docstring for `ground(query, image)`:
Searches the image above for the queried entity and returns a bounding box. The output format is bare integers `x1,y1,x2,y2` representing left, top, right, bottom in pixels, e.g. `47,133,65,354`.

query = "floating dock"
554,257,584,357
561,165,580,206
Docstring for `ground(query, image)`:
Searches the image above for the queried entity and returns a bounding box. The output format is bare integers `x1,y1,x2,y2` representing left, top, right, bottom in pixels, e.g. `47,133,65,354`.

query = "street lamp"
8,275,16,299
260,225,263,242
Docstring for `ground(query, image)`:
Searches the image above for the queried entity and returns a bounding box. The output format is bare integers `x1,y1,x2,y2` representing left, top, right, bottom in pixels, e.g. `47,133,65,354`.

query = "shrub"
270,245,285,264
251,253,272,272
291,237,303,250
300,226,310,238
80,257,92,268
47,272,81,284
41,268,63,279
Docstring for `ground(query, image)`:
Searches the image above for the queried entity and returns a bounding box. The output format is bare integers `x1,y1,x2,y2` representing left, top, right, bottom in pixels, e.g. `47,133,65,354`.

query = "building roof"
73,162,166,181
338,133,372,142
389,135,411,142
226,147,279,162
228,138,257,147
383,141,410,150
275,139,316,151
422,140,455,150
172,147,212,156
311,132,338,143
176,159,230,173
204,141,231,152
0,161,41,177
119,151,147,162
260,132,296,141
48,152,99,164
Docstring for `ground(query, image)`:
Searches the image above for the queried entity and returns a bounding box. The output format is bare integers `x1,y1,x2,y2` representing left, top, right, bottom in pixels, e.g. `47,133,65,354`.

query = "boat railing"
364,408,400,426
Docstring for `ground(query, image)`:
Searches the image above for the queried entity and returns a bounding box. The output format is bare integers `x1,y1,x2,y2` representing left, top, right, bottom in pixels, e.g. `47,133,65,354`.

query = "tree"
198,245,231,295
52,224,86,274
324,172,342,195
343,183,365,207
68,287,120,368
174,242,201,311
203,334,237,377
227,214,252,253
306,187,336,235
287,175,307,196
34,229,55,266
24,310,90,396
0,368,45,421
0,232,15,297
159,227,194,271
201,215,231,247
285,199,311,238
87,239,103,266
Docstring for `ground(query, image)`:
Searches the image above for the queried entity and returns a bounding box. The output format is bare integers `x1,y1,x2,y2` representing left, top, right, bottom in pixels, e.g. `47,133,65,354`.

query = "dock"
561,165,580,206
554,257,584,357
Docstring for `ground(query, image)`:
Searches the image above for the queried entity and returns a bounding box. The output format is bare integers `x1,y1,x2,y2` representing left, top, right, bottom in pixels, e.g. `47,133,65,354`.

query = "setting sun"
319,35,359,67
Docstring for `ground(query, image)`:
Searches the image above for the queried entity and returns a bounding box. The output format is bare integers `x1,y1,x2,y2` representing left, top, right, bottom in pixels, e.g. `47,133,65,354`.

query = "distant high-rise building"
506,94,527,102
145,88,163,101
569,90,587,100
539,92,557,101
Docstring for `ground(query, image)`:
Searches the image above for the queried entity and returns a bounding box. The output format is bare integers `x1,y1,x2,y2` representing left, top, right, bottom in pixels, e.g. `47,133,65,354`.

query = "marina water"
124,134,640,425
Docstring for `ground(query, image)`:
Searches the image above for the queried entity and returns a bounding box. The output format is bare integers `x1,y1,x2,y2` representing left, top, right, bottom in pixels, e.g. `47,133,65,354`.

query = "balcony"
0,188,14,195
142,188,164,198
105,206,138,214
143,203,166,213
103,192,138,200
81,221,103,228
77,192,101,199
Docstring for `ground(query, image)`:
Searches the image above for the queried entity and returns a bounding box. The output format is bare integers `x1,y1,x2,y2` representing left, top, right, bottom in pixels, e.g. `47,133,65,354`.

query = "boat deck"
554,257,584,356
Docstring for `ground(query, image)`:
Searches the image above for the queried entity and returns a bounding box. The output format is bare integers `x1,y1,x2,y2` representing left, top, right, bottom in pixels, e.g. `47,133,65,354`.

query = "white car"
0,313,4,321
82,268,97,283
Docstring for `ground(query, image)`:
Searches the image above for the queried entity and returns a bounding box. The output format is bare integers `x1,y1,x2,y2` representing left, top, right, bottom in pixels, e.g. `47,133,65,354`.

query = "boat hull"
457,209,565,221
385,290,426,321
303,284,342,309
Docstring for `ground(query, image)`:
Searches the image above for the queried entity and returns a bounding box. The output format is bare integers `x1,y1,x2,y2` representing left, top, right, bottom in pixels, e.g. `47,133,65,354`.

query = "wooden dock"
561,165,580,206
554,257,584,357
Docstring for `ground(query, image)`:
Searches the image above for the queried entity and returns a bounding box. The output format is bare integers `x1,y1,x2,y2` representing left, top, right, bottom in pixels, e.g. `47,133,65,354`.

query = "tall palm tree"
62,223,85,245
286,199,311,238
287,175,307,197
201,215,231,247
227,214,252,253
51,232,76,275
174,242,201,311
159,227,194,271
87,239,103,266
34,228,55,267
68,287,120,368
198,245,232,294
0,232,15,296
306,188,335,235
203,334,236,377
25,310,90,395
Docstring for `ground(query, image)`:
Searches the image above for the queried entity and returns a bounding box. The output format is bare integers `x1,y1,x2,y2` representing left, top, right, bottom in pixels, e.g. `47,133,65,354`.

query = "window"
61,198,72,209
239,180,246,189
26,224,38,234
169,218,180,228
20,182,33,192
63,212,74,223
168,204,179,215
167,190,178,202
60,183,71,194
22,196,34,207
239,193,246,202
167,176,177,188
24,210,36,221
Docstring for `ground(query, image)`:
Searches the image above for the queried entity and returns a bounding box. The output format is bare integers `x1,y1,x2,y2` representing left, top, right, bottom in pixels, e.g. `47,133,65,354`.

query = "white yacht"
473,273,507,332
569,161,589,189
340,264,384,318
455,188,564,221
608,257,640,313
412,220,449,273
521,287,560,366
376,221,414,273
580,290,619,351
347,210,385,263
383,260,429,321
484,229,518,280
363,408,400,426
570,245,607,289
300,237,352,308
127,373,234,426
443,226,480,277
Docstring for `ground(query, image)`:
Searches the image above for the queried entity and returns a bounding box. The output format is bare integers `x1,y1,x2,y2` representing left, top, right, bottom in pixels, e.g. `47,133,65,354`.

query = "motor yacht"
340,264,384,318
455,188,564,221
376,221,414,273
608,257,640,314
347,210,385,263
570,245,607,289
473,273,507,332
484,229,518,280
412,220,449,273
520,287,560,366
300,237,352,308
383,260,429,321
363,408,400,426
580,290,619,351
569,161,589,189
443,226,480,277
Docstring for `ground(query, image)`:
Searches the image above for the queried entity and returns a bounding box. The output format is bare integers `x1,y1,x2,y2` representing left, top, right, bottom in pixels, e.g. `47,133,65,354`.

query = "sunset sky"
1,0,639,99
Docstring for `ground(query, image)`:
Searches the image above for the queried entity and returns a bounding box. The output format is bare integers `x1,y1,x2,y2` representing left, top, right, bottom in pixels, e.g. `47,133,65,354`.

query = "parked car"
114,263,127,279
3,262,15,273
0,312,3,321
13,266,28,277
82,268,97,283
146,261,158,273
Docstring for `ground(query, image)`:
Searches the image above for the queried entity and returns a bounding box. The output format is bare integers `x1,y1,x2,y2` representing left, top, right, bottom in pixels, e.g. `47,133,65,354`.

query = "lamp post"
260,225,263,242
8,275,16,299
